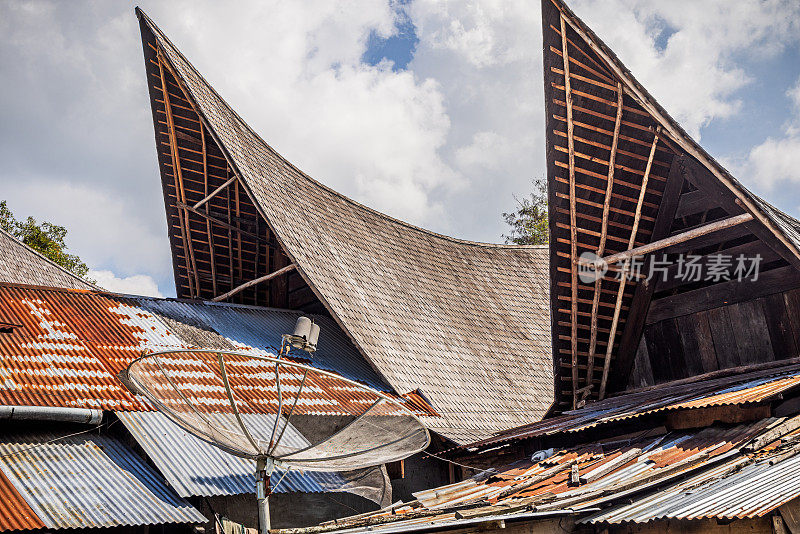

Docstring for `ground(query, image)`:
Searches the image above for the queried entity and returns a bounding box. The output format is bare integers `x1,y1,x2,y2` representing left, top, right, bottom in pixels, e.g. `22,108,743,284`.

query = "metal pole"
256,458,273,533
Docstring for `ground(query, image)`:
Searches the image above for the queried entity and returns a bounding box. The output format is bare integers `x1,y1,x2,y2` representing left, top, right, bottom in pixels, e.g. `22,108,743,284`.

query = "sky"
1,0,799,298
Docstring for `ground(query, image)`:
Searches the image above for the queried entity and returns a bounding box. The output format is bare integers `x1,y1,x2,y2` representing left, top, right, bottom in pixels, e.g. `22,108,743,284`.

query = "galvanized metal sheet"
585,451,800,523
0,431,205,529
475,364,800,448
116,411,348,497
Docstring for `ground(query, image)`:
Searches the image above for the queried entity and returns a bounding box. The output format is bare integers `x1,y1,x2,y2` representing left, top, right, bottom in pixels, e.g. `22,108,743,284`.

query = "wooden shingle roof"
0,228,96,291
136,9,553,444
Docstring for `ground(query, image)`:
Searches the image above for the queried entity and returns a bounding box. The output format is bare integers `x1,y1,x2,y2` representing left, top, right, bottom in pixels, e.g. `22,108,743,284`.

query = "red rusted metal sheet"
0,284,436,416
0,469,45,531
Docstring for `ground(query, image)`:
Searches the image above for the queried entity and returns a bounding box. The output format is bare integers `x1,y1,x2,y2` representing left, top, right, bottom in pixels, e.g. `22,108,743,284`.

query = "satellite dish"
123,323,429,533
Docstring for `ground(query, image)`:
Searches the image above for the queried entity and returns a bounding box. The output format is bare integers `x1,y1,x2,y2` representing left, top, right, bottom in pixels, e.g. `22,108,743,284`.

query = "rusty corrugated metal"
472,364,800,448
0,469,44,532
0,430,205,529
0,284,435,417
317,419,800,532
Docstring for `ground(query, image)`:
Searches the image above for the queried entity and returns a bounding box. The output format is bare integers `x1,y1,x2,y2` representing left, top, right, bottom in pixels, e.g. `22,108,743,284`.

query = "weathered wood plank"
727,299,774,364
763,293,799,361
647,265,800,324
707,306,742,368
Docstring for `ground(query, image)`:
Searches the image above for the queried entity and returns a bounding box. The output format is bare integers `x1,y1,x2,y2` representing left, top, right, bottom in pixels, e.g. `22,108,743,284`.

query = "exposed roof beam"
176,201,272,244
212,263,297,302
582,213,754,269
599,128,660,400
560,14,579,409
552,0,800,264
193,176,237,210
585,81,623,396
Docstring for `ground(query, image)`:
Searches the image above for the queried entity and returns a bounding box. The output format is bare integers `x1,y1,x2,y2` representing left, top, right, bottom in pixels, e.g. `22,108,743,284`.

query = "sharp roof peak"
135,7,545,250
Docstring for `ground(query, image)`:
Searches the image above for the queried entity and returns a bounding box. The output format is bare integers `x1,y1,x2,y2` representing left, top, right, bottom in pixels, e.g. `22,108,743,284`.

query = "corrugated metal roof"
117,411,350,498
585,447,800,523
307,419,800,532
471,364,800,448
0,430,205,529
0,284,434,417
0,469,44,532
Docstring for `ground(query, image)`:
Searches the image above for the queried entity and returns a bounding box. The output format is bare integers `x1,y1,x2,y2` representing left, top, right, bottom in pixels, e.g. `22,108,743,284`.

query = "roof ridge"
135,8,544,251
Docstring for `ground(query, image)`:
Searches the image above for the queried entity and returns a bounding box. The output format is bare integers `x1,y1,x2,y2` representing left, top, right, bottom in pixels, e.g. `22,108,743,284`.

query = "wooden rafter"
553,0,800,265
194,175,237,210
585,81,623,394
157,52,200,297
176,202,272,243
598,127,660,399
584,213,754,269
560,14,579,409
201,126,218,296
212,264,297,302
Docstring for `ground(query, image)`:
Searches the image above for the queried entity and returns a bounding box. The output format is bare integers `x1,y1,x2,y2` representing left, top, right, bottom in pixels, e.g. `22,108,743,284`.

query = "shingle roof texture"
138,10,554,444
0,228,95,291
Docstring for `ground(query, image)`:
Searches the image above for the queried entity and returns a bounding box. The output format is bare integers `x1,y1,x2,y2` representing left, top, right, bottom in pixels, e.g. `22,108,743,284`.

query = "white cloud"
567,0,800,139
90,270,163,298
1,0,799,297
740,76,800,190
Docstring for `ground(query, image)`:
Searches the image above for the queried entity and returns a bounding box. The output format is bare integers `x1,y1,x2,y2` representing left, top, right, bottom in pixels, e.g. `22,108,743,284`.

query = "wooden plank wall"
629,285,800,389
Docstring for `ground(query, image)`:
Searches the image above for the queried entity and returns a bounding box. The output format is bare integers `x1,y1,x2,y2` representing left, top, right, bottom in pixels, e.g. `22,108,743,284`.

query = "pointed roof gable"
543,0,800,409
136,9,553,444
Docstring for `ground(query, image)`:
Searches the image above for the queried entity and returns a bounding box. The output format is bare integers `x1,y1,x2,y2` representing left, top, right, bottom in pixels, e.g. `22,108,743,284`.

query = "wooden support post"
561,14,579,409
226,169,235,298
213,264,297,302
586,81,623,395
599,127,660,399
193,176,237,210
158,53,199,298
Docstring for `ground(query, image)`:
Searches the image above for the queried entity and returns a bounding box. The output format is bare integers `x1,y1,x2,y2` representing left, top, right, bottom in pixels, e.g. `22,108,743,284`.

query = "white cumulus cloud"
90,270,163,298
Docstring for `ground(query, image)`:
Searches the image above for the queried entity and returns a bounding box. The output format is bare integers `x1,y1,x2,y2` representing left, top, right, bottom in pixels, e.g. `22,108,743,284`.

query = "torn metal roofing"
116,410,376,498
0,283,431,416
136,8,553,444
293,417,800,533
470,362,800,448
0,229,98,292
0,430,205,529
585,451,800,523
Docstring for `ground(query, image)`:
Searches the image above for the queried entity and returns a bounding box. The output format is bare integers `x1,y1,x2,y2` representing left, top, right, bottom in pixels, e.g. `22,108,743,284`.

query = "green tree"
502,179,549,245
0,200,93,281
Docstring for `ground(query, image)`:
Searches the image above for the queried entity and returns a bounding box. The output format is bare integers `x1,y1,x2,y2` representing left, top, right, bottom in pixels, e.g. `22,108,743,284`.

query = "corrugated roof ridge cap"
135,8,549,253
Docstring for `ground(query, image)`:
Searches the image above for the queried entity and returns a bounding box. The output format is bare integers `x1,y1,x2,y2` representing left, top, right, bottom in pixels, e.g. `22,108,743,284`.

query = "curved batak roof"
136,10,553,443
542,0,800,410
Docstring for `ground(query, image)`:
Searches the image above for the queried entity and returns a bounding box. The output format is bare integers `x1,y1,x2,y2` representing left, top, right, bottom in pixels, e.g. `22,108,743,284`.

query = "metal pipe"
256,457,273,534
0,405,102,424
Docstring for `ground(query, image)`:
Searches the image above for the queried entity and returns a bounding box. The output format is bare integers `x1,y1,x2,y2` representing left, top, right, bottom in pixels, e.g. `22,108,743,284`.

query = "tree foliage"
502,179,549,245
0,200,93,281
